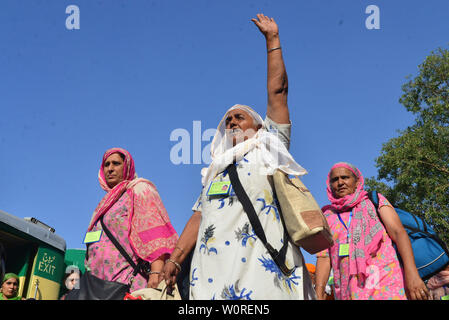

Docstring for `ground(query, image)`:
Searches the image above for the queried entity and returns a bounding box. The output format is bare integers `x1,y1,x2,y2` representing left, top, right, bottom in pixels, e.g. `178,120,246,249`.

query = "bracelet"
149,271,161,275
167,259,182,271
268,46,281,53
175,246,185,254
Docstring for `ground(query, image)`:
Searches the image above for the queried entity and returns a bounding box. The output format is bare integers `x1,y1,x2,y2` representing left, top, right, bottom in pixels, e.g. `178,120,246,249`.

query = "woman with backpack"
315,162,429,300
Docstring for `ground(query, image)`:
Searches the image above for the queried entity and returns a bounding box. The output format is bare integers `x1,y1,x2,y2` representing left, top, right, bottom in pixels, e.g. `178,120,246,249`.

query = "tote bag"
273,170,333,254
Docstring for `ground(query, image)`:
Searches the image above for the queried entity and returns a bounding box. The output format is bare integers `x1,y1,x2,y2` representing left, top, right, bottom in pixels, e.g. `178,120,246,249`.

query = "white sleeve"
264,116,292,150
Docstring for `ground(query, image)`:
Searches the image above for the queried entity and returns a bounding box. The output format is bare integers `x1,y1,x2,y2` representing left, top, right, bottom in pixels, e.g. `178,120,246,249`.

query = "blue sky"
1,0,448,265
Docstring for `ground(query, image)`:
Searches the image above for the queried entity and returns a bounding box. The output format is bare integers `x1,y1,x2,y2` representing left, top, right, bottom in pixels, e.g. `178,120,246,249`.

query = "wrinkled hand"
162,260,179,288
251,13,279,39
405,273,430,300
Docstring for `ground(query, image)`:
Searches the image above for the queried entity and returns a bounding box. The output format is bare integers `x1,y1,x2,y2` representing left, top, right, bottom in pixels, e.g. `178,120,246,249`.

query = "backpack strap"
368,190,419,232
367,190,380,210
369,190,427,234
367,191,449,257
227,163,293,277
367,190,386,227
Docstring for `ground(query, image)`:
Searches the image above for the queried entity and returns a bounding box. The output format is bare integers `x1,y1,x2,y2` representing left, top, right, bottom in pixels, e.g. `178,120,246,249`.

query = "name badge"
338,243,349,257
441,295,449,300
83,230,103,244
207,181,231,196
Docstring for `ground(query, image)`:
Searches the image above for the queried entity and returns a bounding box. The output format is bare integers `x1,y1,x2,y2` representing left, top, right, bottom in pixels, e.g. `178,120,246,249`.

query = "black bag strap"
99,215,150,279
227,163,294,276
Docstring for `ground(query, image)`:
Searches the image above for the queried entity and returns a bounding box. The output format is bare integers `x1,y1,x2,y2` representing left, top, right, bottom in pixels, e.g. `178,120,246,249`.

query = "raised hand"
251,13,289,124
251,13,279,39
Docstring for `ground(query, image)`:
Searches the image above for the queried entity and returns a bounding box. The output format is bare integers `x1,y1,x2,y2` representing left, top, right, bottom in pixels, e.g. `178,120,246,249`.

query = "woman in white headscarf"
162,14,315,300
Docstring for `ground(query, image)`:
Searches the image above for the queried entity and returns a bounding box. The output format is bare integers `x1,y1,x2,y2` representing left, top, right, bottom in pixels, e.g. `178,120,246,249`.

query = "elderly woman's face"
330,167,358,198
103,153,125,188
1,278,19,299
225,109,260,146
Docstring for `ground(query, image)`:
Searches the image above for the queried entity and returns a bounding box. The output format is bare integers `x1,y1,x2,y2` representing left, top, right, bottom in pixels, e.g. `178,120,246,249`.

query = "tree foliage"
365,47,449,245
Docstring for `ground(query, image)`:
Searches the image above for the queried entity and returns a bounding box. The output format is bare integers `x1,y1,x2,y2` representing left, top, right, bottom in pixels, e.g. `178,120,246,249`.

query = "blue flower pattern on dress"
217,198,226,209
190,121,310,299
257,189,280,221
199,225,218,255
235,222,257,247
221,280,253,300
190,268,198,287
217,196,235,209
258,255,300,292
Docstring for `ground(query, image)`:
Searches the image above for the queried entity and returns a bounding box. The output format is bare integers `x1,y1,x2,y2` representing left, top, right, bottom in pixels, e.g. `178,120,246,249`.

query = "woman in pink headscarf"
84,148,178,291
315,162,429,300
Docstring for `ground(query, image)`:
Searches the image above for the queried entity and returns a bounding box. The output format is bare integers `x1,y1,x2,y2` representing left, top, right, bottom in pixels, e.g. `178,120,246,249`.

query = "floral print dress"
85,192,148,291
317,194,407,300
189,118,315,300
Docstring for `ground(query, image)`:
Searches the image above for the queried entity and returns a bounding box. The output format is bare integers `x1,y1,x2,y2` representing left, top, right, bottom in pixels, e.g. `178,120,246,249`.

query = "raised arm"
252,13,290,124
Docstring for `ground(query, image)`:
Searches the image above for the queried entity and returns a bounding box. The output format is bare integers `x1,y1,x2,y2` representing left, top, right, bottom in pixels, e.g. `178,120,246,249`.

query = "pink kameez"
317,162,406,300
85,148,178,291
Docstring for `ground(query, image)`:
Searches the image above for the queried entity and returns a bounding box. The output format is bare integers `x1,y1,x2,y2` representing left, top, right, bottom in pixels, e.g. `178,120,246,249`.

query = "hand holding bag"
127,281,182,300
273,170,333,254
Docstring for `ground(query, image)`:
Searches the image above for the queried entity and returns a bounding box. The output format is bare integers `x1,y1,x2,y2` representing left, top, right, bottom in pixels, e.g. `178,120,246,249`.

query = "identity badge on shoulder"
206,180,231,196
83,230,103,244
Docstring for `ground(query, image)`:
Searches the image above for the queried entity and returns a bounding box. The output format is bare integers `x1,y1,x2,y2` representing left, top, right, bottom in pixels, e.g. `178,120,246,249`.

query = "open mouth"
228,128,242,135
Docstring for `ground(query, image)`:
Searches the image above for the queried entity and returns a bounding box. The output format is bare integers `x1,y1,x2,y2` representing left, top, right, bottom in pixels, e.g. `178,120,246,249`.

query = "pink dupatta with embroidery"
87,148,178,262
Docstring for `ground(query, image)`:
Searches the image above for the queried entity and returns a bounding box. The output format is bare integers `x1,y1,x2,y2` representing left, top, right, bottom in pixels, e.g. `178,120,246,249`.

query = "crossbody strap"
99,215,150,279
227,163,294,276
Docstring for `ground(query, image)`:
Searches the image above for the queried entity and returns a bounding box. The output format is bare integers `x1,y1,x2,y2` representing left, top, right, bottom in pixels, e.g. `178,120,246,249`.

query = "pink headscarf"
324,162,368,212
98,147,136,192
87,147,178,262
322,162,384,282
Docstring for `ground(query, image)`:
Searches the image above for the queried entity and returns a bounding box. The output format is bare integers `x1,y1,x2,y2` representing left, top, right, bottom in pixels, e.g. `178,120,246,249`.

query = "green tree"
365,47,449,245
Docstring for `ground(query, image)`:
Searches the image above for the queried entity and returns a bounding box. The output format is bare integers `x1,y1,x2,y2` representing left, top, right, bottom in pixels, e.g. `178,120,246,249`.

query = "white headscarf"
201,104,307,186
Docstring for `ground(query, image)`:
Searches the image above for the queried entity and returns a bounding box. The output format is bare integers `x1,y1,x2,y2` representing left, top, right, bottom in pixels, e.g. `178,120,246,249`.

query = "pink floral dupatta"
87,148,178,262
322,162,384,283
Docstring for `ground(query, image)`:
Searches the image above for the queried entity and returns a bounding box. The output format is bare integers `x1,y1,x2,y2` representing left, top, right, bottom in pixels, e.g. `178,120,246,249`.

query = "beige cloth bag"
130,282,182,300
273,170,333,254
